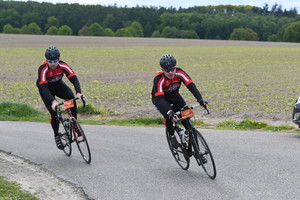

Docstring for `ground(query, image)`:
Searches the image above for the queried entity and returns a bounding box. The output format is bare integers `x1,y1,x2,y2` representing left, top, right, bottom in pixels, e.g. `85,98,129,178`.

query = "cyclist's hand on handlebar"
76,93,87,102
198,99,209,110
167,110,178,122
51,99,58,111
198,99,208,107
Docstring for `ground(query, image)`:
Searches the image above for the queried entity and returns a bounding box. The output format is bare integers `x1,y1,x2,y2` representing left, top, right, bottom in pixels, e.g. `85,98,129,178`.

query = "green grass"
1,44,300,123
0,176,38,200
0,102,295,132
217,119,295,131
0,102,48,122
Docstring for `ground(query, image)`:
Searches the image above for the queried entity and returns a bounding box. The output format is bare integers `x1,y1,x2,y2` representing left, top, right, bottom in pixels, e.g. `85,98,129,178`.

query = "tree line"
1,1,300,42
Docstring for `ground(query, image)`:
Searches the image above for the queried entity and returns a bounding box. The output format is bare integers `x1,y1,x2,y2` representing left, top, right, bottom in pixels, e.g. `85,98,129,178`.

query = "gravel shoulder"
0,151,88,200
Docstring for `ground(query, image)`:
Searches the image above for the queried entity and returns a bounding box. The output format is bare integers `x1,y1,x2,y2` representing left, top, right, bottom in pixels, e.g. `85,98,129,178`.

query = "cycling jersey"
152,67,203,117
37,60,81,103
36,60,81,137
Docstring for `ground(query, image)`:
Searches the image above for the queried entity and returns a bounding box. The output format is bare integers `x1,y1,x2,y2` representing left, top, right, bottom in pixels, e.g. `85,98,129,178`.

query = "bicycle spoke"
166,131,190,170
71,118,91,164
192,130,216,179
59,121,72,156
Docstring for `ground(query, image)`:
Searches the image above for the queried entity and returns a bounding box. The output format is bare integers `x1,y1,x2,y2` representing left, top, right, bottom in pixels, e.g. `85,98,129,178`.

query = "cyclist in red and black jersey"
36,46,85,150
152,54,208,148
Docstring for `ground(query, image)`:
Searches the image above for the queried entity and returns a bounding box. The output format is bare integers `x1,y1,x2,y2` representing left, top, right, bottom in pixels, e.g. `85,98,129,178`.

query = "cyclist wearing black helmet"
37,46,85,150
152,54,208,148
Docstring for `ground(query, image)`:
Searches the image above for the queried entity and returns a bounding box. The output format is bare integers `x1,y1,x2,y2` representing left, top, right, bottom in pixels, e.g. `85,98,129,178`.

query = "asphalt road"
1,121,300,200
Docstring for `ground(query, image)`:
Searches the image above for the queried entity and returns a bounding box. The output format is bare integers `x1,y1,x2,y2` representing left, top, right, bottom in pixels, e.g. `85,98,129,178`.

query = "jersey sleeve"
176,68,193,86
37,62,48,85
151,72,165,97
59,61,76,79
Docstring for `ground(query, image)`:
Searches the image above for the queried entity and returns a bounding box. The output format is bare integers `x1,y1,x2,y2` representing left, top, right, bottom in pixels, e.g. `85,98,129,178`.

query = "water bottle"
178,128,185,143
183,130,189,145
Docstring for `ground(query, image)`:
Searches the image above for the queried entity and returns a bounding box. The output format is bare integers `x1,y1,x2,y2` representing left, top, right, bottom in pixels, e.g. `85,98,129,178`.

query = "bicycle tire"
166,130,190,170
71,118,91,164
191,129,216,179
59,120,72,156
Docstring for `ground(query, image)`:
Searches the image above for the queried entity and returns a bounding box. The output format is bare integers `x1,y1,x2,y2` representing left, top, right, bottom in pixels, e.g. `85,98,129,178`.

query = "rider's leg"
38,87,59,137
55,81,77,119
39,90,63,150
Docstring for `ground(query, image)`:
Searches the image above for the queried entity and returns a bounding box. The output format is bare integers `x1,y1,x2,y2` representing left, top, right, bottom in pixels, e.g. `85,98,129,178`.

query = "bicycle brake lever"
204,109,210,114
80,95,86,108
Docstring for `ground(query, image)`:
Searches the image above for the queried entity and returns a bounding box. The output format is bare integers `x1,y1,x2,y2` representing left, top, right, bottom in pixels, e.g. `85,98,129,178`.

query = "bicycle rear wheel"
59,121,72,156
71,118,91,164
192,129,216,179
166,130,190,170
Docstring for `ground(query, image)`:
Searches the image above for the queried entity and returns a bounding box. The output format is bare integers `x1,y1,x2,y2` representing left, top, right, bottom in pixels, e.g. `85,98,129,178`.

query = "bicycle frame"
56,98,79,139
168,103,216,179
56,97,91,164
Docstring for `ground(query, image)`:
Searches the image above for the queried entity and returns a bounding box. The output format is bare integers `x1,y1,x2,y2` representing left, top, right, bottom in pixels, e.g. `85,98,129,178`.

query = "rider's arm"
37,64,55,104
59,61,82,94
176,68,205,105
152,73,173,118
152,95,173,118
38,83,55,103
187,82,203,101
69,75,81,94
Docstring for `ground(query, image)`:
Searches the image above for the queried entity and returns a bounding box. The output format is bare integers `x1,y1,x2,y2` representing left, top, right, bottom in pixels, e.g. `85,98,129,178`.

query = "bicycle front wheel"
71,118,91,164
192,129,216,179
166,130,190,170
59,121,72,156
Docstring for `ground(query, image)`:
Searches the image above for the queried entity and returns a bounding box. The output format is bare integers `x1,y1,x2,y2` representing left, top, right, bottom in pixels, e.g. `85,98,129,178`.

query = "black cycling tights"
163,94,189,136
39,82,76,137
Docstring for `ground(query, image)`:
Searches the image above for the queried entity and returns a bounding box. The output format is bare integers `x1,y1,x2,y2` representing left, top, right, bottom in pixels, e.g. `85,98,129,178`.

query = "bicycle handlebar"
57,96,86,108
175,103,210,116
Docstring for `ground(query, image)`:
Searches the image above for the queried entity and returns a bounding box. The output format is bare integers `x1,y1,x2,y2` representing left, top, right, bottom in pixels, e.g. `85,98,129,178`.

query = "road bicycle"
56,97,91,164
166,103,216,179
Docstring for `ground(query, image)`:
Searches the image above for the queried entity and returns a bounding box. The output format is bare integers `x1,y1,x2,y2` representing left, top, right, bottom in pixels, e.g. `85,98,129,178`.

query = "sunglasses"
48,59,58,63
164,67,176,72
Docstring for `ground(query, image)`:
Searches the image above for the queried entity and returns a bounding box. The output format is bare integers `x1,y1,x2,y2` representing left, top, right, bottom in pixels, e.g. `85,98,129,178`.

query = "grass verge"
0,176,38,200
0,102,296,132
216,119,295,131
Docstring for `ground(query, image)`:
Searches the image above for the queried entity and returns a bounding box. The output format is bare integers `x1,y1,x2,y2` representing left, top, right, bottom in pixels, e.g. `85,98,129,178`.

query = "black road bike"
166,103,216,179
56,97,91,164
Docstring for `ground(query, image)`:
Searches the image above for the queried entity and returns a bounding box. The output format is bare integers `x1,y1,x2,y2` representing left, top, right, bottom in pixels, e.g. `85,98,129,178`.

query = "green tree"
46,26,58,35
229,28,259,41
161,26,178,38
21,22,42,34
21,12,41,27
177,30,199,39
151,30,161,37
78,25,89,36
57,25,73,35
3,24,14,33
104,28,114,36
128,21,144,37
115,28,132,37
0,8,21,31
44,16,60,32
281,21,300,42
89,23,105,36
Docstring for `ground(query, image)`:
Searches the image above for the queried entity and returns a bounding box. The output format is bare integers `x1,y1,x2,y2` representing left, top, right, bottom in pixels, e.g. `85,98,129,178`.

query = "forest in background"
1,0,300,42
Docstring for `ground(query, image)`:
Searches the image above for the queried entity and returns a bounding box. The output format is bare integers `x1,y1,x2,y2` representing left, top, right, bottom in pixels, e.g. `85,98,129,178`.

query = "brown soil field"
2,34,300,48
1,34,300,127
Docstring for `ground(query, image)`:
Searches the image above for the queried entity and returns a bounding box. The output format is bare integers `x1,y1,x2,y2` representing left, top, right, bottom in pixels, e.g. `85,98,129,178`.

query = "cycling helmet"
45,46,60,60
160,54,176,69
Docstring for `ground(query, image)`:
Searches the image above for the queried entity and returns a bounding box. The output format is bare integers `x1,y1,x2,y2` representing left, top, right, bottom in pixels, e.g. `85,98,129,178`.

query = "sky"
20,0,300,12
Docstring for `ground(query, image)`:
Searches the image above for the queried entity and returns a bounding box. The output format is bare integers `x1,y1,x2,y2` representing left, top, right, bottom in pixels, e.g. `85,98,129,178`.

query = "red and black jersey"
152,67,194,100
151,67,203,116
36,60,81,103
37,61,76,85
